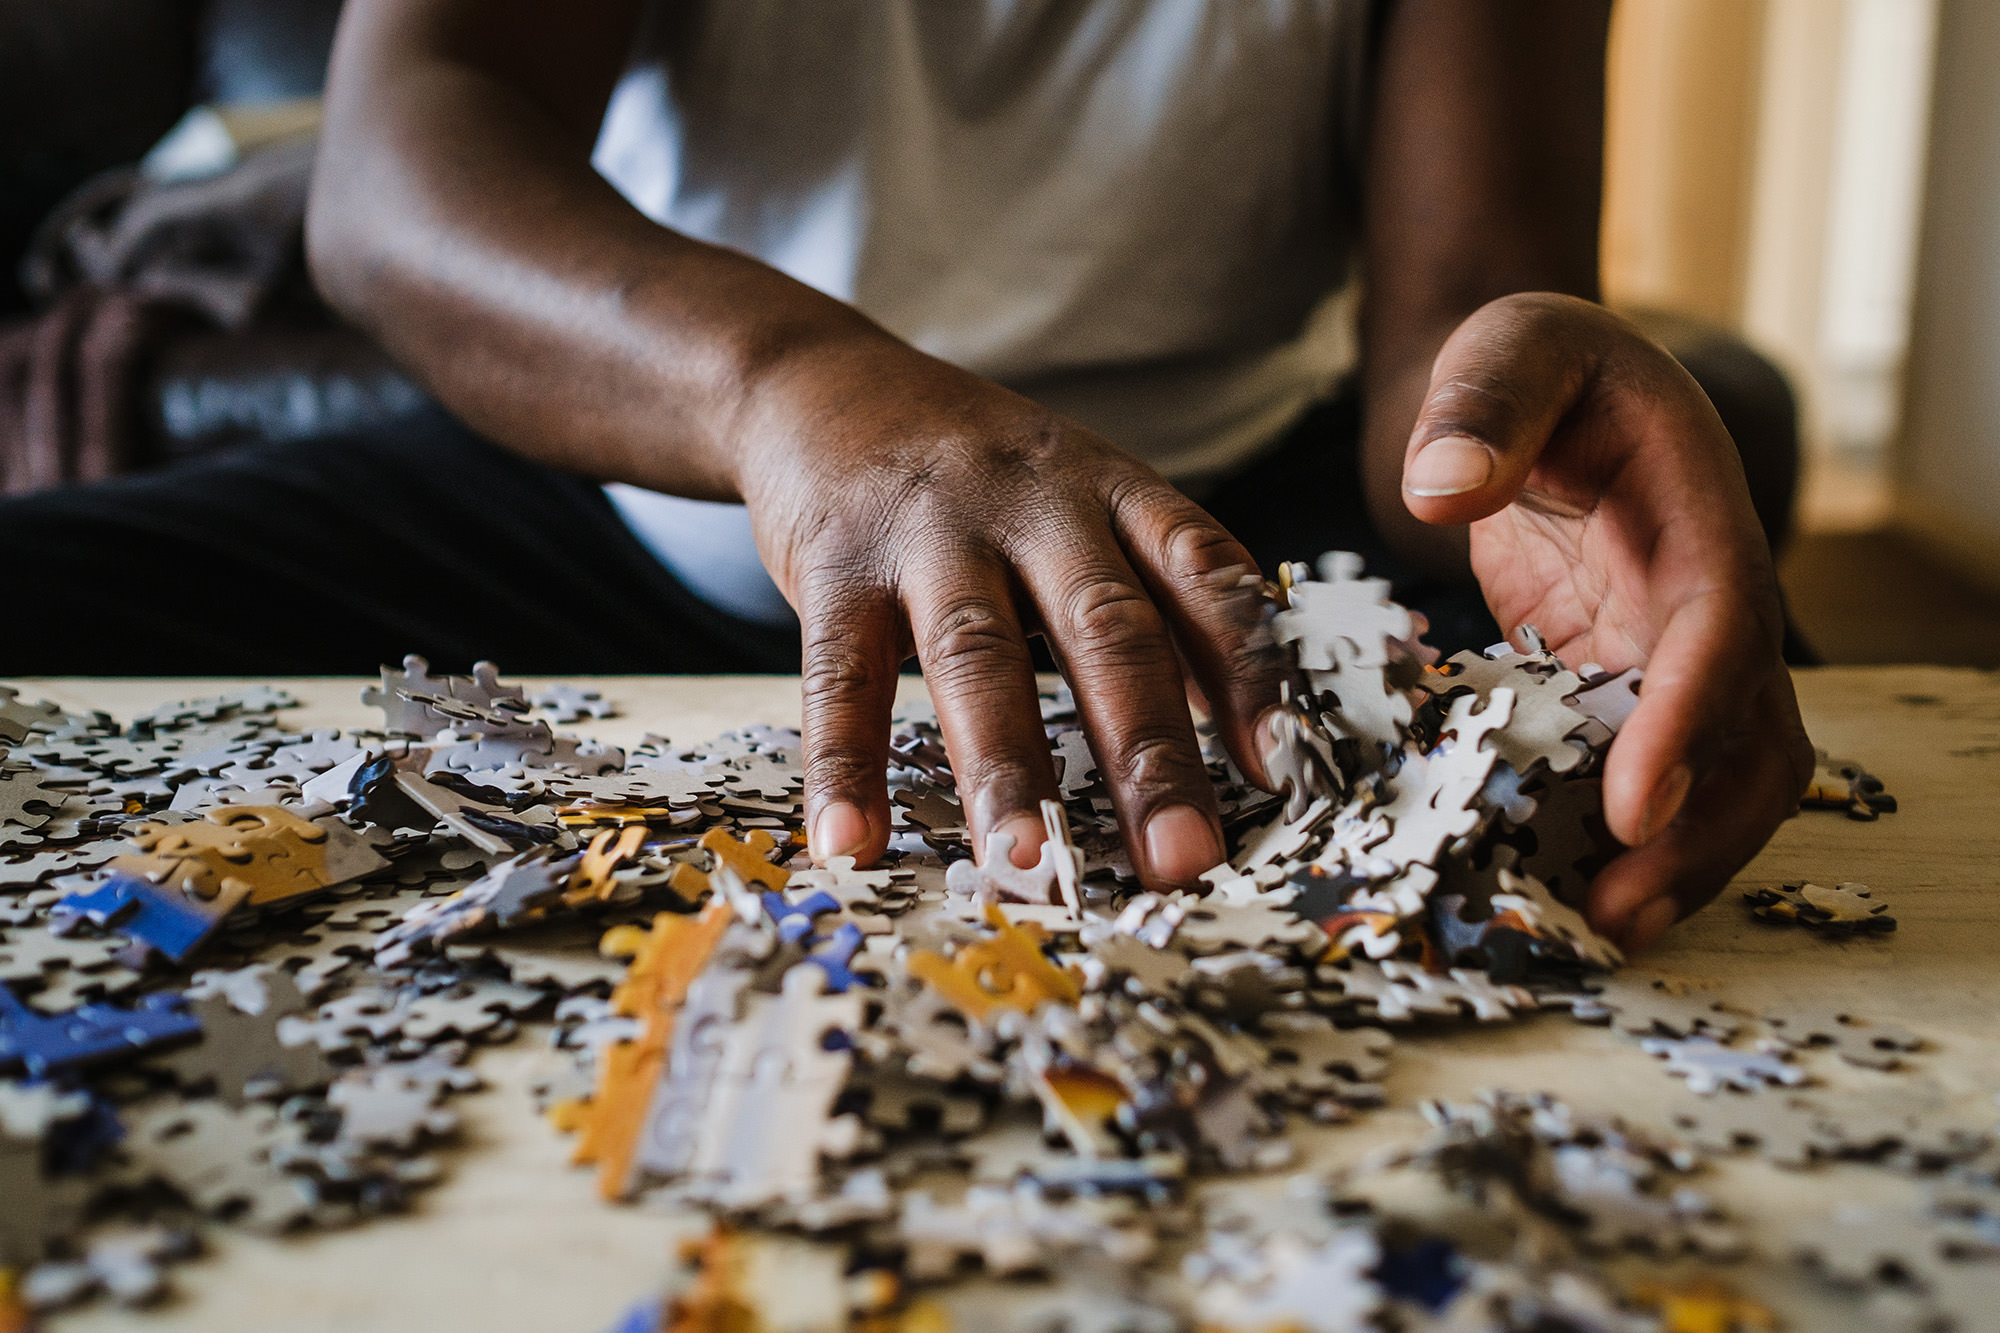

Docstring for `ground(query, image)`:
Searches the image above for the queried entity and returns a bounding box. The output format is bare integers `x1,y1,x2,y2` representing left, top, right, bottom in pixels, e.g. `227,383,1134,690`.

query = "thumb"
1401,292,1608,527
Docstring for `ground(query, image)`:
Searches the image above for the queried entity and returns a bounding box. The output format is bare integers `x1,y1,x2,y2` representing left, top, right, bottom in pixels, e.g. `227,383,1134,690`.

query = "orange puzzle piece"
666,827,792,903
907,903,1080,1022
565,825,647,905
570,897,734,1199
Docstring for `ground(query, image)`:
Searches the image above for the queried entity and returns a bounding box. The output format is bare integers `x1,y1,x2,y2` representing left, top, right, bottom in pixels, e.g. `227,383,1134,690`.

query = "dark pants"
0,373,1799,674
0,407,802,675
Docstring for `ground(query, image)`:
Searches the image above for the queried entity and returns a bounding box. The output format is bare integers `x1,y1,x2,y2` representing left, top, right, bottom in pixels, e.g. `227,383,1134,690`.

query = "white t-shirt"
593,0,1374,624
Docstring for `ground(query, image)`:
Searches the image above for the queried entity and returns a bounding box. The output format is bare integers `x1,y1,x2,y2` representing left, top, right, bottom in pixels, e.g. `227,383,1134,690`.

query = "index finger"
800,581,905,865
905,554,1063,873
1013,527,1224,890
1108,477,1290,791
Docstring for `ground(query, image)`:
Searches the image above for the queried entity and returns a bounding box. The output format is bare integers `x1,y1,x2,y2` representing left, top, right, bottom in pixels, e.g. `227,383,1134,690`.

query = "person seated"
0,0,1812,953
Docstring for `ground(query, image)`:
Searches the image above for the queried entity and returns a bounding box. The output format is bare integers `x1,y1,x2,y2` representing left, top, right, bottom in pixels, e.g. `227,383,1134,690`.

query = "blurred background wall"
1898,2,2000,597
1604,0,1937,531
1603,0,2000,664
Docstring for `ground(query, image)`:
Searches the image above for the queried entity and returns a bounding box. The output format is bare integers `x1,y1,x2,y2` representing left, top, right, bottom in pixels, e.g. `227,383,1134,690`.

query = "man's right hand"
730,329,1288,889
311,4,1289,890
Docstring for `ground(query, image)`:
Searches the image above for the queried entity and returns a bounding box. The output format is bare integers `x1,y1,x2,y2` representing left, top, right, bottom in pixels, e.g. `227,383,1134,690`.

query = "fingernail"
996,813,1046,869
1144,804,1223,886
1637,764,1693,845
1622,896,1678,953
1253,706,1287,789
810,802,869,862
1404,436,1494,497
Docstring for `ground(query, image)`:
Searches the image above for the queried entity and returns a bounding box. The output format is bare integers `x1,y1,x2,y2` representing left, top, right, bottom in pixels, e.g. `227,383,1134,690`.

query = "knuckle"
989,420,1066,479
1059,572,1166,659
898,452,977,518
920,596,1016,660
807,747,881,796
1426,372,1534,435
916,596,1024,688
1160,513,1250,586
895,414,1065,504
1099,468,1178,537
1500,289,1595,328
1162,516,1279,671
956,740,1057,807
1107,727,1203,798
801,636,884,715
797,517,894,594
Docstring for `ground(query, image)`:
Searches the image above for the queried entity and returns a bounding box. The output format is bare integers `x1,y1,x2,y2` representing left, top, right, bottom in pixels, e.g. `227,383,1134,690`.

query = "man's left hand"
1398,292,1815,953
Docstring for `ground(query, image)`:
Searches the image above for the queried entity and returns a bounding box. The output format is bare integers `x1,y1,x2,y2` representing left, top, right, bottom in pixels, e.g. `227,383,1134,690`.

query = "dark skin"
308,0,1813,954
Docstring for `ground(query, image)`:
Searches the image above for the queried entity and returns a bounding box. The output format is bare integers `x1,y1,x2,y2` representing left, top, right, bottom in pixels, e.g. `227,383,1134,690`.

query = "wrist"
721,320,913,492
602,239,899,500
720,315,965,499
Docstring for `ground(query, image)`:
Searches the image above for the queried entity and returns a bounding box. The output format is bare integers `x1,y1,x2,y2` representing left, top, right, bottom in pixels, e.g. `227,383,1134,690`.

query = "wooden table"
23,667,2000,1332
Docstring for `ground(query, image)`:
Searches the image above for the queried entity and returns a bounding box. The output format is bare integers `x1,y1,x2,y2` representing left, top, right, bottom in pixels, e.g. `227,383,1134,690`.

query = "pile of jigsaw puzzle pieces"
0,550,1964,1333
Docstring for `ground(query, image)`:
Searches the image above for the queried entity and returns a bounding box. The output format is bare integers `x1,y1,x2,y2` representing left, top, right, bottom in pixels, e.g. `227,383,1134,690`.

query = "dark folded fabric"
1,136,319,495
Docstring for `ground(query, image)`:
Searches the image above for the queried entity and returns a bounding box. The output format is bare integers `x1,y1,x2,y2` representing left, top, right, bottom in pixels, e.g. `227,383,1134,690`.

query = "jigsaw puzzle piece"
0,987,200,1078
52,873,246,965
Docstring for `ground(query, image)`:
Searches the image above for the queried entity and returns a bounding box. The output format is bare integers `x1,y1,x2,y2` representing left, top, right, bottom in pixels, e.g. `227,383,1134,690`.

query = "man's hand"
735,331,1287,890
307,0,1286,891
1399,293,1815,953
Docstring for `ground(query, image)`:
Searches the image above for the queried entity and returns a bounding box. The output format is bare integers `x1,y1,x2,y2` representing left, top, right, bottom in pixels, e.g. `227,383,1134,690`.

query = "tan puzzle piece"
112,805,331,907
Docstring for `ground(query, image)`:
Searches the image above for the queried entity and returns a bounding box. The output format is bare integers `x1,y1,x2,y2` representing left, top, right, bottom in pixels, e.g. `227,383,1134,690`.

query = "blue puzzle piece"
53,874,225,964
602,1298,663,1333
805,922,865,993
764,890,841,945
43,1090,124,1173
0,986,201,1079
1375,1237,1464,1312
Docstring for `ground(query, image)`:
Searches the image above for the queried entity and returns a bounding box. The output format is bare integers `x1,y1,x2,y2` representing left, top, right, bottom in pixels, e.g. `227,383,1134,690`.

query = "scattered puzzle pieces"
1743,881,1896,934
0,558,1950,1329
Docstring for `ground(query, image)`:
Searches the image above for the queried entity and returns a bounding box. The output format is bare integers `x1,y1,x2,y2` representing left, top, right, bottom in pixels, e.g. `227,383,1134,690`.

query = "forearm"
1359,0,1609,576
307,0,892,502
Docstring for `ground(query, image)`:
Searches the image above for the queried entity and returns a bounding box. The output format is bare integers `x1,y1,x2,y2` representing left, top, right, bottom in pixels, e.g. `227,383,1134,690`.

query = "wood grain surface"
21,667,1990,1332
